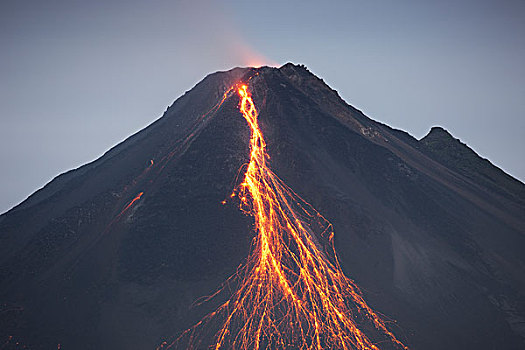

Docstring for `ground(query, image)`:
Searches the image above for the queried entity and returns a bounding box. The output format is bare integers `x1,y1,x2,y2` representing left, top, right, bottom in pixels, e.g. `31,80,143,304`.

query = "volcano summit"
1,64,524,350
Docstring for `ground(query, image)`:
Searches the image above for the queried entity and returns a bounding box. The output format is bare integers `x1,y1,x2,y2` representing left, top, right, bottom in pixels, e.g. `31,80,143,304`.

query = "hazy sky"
1,0,524,214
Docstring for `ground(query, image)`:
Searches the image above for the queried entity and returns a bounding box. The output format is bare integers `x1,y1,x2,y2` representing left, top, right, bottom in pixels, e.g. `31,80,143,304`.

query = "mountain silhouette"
1,63,524,349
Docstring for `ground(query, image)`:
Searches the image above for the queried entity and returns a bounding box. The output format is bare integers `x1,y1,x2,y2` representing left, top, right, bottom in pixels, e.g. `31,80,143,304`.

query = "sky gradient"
1,0,524,213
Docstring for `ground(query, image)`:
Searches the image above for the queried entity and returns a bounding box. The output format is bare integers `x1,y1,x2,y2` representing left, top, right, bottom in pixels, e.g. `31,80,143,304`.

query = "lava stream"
168,83,408,350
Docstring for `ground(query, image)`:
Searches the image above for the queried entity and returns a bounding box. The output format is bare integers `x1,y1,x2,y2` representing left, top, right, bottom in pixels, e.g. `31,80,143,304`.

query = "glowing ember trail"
167,83,408,350
120,192,144,215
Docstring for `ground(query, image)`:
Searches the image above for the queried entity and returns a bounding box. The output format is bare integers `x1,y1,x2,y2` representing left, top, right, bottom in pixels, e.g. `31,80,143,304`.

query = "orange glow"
239,50,276,68
109,191,144,227
165,83,408,350
120,192,143,214
228,35,277,68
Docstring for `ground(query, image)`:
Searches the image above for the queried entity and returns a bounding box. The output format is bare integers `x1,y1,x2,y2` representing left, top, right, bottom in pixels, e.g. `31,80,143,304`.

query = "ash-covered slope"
1,63,524,350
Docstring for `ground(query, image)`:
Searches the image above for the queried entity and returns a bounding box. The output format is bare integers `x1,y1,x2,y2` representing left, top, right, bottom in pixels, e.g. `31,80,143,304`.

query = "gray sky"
1,0,524,214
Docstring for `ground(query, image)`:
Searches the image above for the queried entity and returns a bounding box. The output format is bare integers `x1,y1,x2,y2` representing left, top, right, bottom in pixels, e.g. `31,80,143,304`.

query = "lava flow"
168,83,408,350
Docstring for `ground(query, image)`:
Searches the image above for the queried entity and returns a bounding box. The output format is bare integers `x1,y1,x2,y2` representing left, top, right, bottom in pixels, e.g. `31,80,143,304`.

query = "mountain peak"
421,125,466,149
1,65,524,350
427,125,452,136
421,125,492,173
421,125,524,202
279,62,309,71
278,62,317,80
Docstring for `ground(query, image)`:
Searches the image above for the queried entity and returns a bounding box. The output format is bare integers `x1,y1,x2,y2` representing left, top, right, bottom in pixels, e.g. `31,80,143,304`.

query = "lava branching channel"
163,83,408,350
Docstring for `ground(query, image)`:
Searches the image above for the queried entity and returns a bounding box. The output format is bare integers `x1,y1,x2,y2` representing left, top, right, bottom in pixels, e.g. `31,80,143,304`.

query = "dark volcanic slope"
1,64,524,350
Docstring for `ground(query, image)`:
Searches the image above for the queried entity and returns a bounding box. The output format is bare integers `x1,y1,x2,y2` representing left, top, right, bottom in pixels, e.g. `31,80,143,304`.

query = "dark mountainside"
1,63,524,349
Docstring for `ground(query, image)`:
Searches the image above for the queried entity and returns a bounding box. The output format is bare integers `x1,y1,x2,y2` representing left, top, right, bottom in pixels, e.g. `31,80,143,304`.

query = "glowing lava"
168,83,408,350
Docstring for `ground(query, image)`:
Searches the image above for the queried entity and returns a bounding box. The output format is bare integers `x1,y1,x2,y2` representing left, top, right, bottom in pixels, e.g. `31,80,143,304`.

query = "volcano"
1,64,524,349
